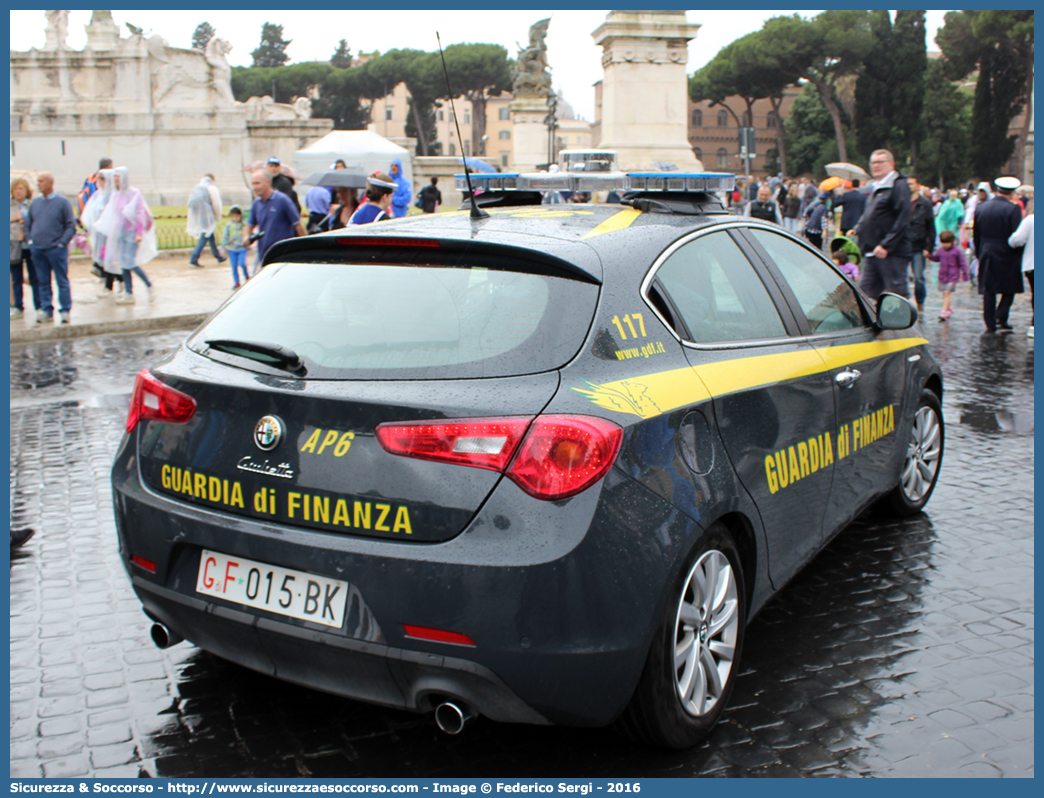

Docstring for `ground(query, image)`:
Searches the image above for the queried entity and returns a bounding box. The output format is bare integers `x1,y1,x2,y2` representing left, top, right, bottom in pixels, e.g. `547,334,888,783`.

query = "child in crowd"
831,249,859,282
929,229,969,320
222,206,248,289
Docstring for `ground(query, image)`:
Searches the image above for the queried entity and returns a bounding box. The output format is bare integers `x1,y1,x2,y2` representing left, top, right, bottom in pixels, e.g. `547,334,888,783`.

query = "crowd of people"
10,154,436,324
11,149,1035,337
730,151,1035,336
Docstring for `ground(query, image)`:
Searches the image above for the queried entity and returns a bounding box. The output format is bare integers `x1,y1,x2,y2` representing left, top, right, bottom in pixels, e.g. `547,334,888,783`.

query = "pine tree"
330,39,352,69
251,22,292,69
192,21,215,53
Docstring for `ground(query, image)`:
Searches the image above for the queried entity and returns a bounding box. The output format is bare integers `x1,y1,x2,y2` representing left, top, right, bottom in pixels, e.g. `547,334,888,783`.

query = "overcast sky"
10,9,951,122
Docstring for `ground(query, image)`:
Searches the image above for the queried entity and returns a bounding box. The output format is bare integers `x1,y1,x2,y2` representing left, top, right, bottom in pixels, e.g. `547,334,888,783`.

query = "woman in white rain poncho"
186,174,225,267
96,166,158,305
80,168,124,297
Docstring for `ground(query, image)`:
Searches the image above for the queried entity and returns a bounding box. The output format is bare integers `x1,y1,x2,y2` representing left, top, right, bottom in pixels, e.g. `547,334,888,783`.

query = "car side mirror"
876,293,917,330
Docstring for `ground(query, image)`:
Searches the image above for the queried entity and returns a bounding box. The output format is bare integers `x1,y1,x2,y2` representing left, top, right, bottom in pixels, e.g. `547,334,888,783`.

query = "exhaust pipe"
434,701,475,735
150,622,184,649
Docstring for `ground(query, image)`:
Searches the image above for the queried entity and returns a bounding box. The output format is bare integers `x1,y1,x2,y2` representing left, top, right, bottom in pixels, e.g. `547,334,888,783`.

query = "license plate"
196,549,349,629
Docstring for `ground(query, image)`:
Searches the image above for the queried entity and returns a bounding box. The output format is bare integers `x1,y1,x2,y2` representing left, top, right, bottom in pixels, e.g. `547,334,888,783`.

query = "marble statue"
44,10,69,50
205,37,235,106
512,18,552,97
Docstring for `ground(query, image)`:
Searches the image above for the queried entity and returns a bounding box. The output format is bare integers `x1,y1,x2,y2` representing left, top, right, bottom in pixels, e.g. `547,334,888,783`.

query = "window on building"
499,129,510,140
438,110,444,121
385,108,393,121
766,111,777,128
499,107,510,120
449,142,456,156
501,153,510,167
692,109,702,127
717,111,728,127
742,110,752,127
464,141,470,156
465,112,470,124
693,148,703,163
716,148,728,167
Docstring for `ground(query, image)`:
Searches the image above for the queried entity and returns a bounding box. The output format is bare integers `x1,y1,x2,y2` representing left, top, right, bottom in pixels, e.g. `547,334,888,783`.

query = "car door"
742,226,913,534
648,227,838,587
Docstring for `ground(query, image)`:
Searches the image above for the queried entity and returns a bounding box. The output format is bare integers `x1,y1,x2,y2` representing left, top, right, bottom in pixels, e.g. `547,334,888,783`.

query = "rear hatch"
134,240,601,542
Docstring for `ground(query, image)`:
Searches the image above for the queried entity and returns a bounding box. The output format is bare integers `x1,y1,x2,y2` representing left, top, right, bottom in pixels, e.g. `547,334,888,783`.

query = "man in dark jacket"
974,176,1025,332
906,175,937,315
267,157,301,215
856,149,912,301
834,180,867,236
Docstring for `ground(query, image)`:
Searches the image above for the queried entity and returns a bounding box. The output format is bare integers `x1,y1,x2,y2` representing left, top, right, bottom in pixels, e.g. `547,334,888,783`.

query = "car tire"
615,523,746,749
880,389,944,516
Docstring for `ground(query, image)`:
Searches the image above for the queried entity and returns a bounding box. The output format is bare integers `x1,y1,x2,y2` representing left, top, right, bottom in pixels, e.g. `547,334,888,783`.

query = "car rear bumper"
113,444,703,727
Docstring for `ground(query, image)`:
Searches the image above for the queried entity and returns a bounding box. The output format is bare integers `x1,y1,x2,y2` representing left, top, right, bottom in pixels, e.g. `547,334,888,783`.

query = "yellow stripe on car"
581,208,642,239
573,336,928,419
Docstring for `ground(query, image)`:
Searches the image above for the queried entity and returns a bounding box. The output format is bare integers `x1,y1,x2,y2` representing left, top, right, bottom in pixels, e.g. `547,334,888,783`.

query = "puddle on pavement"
959,407,1034,433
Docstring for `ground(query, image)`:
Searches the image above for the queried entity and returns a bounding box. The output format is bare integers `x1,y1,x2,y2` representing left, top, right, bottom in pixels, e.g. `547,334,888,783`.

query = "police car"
111,160,943,748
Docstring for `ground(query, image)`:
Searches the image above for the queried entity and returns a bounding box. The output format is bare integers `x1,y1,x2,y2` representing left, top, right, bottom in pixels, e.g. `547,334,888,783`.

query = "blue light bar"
455,171,736,194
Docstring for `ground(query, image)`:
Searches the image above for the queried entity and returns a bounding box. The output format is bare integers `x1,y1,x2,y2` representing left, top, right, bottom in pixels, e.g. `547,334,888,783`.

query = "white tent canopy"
293,130,413,190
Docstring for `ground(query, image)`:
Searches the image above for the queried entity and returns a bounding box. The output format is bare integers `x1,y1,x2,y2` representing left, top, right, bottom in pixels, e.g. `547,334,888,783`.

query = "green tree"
231,63,332,105
785,84,857,178
916,59,973,189
251,22,292,68
192,21,215,53
359,49,443,156
854,11,928,168
330,39,352,69
937,10,1034,180
759,12,874,163
440,43,513,156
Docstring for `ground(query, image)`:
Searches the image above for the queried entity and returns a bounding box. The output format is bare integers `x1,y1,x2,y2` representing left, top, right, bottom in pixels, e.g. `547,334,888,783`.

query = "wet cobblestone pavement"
9,289,1034,778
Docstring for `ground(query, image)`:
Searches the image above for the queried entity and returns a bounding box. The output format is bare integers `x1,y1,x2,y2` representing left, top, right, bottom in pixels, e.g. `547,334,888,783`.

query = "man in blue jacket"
856,149,913,302
27,172,76,324
389,158,412,219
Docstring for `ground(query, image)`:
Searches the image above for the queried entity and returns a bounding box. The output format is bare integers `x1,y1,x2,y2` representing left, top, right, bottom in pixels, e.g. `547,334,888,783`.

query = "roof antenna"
436,32,489,220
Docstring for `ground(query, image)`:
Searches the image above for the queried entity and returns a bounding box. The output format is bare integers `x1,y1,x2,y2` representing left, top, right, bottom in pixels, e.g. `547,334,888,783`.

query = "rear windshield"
188,261,598,379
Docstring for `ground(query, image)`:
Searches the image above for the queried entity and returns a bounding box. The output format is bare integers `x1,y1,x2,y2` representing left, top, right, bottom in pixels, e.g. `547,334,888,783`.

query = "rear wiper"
205,339,306,376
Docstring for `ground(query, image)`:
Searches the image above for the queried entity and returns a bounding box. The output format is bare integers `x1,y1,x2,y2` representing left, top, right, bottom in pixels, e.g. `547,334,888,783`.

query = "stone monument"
509,19,554,172
592,10,703,171
10,10,332,204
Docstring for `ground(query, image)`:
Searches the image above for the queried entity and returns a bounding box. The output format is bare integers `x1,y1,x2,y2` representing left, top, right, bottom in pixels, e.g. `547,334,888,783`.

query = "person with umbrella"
389,158,411,219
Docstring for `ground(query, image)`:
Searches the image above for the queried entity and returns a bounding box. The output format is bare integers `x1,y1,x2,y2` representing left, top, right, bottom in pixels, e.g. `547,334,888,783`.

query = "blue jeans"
117,232,151,294
910,251,927,306
10,249,42,311
228,249,248,283
191,232,223,264
30,245,71,315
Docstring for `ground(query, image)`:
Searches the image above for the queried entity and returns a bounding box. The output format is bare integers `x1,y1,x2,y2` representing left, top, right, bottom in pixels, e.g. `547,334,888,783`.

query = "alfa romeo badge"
253,415,284,451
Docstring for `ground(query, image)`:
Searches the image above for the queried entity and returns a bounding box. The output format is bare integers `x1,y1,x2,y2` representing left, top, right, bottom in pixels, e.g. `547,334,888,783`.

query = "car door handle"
836,368,862,389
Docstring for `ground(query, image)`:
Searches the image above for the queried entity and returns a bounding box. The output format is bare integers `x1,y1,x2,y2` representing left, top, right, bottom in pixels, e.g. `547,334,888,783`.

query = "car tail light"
335,237,441,248
126,369,197,433
376,414,622,501
402,624,475,647
506,415,623,500
376,417,533,472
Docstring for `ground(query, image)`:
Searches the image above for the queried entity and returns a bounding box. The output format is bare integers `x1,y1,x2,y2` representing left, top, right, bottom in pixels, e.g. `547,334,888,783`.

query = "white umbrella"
825,162,870,183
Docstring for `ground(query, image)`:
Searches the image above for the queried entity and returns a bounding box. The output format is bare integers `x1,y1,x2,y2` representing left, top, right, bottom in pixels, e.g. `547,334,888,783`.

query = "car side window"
654,231,787,343
749,228,865,334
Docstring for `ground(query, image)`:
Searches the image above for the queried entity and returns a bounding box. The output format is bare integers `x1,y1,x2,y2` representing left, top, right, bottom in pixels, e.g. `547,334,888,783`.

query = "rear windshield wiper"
205,339,306,376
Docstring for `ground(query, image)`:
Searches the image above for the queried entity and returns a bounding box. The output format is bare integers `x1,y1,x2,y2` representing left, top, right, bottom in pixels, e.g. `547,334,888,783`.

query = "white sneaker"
115,293,136,305
146,284,156,303
1028,326,1034,338
59,311,71,324
36,310,53,323
10,307,24,320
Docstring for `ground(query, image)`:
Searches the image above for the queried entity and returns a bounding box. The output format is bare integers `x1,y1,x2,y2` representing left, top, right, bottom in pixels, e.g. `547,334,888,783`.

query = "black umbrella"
303,171,368,189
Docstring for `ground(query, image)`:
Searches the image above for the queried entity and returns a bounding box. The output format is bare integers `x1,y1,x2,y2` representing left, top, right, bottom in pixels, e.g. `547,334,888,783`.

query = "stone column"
509,95,551,172
592,10,704,171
